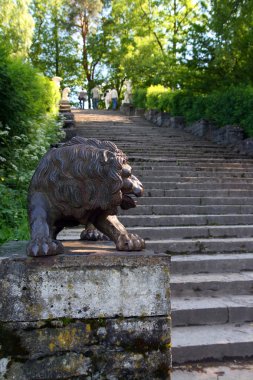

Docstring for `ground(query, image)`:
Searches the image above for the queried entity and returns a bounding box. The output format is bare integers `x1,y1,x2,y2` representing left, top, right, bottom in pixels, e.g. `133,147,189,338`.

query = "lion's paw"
80,228,110,241
27,238,64,257
116,233,145,251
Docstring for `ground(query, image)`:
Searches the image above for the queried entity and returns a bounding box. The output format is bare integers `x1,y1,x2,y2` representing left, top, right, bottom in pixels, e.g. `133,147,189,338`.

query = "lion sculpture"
27,137,145,257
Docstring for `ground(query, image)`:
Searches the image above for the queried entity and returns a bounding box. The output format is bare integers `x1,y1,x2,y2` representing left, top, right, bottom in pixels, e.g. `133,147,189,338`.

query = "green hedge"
0,45,63,244
133,84,253,137
132,88,147,109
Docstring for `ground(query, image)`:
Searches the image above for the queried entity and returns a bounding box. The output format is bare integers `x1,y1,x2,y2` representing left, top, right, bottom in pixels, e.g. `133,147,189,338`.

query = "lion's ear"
102,150,114,164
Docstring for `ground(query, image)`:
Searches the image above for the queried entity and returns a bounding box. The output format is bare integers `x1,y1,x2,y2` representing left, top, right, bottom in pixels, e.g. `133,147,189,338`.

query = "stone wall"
0,241,171,380
120,105,253,156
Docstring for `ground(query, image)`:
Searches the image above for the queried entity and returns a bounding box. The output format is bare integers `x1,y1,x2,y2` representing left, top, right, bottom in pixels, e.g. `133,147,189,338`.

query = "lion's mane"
30,138,128,215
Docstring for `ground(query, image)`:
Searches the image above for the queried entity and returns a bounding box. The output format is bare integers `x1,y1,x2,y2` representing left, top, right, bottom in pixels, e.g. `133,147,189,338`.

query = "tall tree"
29,0,82,86
106,0,204,89
63,0,105,104
0,0,34,56
210,0,253,85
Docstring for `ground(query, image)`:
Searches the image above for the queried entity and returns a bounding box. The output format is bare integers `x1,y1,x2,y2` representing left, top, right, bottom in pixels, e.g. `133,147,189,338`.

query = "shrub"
146,85,168,110
132,88,147,109
204,86,253,136
0,45,63,244
138,83,253,137
157,91,173,112
0,48,60,138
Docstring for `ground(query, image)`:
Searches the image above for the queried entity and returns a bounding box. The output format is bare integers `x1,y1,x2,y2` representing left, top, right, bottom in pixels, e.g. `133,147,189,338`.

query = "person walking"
111,88,118,110
104,89,111,110
78,89,87,109
91,86,100,109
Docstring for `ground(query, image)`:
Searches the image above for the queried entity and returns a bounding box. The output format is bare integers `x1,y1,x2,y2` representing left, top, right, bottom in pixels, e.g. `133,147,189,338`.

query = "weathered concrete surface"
173,360,253,380
0,241,170,322
0,240,171,379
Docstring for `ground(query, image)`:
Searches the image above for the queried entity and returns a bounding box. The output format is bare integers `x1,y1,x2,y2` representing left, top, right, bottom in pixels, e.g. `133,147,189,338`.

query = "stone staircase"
63,110,253,364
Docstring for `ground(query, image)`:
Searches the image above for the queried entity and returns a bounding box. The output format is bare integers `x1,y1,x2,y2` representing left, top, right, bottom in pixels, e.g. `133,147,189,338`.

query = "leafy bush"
204,86,253,136
132,88,147,109
157,91,173,112
169,92,207,122
0,116,64,244
0,184,29,244
0,48,60,138
136,83,253,137
0,44,63,244
146,85,168,110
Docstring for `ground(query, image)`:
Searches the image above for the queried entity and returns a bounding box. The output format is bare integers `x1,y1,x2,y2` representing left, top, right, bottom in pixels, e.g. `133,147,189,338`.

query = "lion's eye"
122,165,132,178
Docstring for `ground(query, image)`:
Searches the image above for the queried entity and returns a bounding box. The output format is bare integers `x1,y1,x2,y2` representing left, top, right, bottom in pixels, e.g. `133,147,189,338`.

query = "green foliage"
0,0,34,56
0,47,60,136
168,91,206,122
0,185,29,244
132,88,147,109
156,91,173,113
204,86,253,136
0,116,64,244
0,45,63,245
139,84,253,137
146,85,168,110
30,0,83,86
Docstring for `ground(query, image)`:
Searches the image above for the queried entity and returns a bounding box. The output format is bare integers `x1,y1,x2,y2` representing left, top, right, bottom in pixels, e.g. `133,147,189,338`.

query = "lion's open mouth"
121,193,137,210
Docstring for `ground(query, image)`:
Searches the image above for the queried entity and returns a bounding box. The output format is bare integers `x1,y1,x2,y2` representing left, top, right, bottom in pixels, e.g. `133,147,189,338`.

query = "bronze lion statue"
27,137,145,257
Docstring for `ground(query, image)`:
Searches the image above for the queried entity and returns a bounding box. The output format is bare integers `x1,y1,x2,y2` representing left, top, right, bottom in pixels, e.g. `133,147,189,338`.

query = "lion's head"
30,137,144,219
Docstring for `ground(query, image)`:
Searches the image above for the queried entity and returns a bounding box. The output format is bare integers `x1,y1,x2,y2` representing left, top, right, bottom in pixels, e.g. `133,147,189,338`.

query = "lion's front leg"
27,192,64,257
94,214,145,251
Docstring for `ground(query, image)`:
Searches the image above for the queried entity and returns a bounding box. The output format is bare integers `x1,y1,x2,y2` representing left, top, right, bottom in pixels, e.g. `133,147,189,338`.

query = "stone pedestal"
120,103,135,116
0,241,171,379
59,100,71,113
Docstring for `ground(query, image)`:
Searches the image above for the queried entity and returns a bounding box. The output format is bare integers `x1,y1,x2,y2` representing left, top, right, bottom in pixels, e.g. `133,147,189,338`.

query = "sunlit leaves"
0,0,34,56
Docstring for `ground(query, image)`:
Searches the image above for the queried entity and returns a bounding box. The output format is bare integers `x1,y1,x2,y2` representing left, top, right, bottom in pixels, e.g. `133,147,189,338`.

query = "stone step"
139,176,253,183
122,204,253,215
144,189,253,197
131,160,253,167
74,110,253,366
133,165,253,171
171,253,253,274
172,295,253,327
142,181,253,189
119,214,253,227
171,270,253,296
135,170,253,177
146,237,253,255
58,226,253,241
172,322,253,364
128,225,253,240
138,196,253,205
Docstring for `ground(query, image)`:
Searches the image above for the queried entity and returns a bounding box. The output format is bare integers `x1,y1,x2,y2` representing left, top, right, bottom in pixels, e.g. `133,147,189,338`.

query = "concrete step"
128,225,253,239
171,253,253,274
146,237,253,254
131,160,253,167
172,322,253,364
172,295,253,327
133,165,253,172
119,214,253,227
171,271,253,296
73,110,253,366
141,181,253,189
58,225,253,241
138,196,253,205
135,170,253,177
144,189,253,197
123,204,253,215
138,176,253,183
